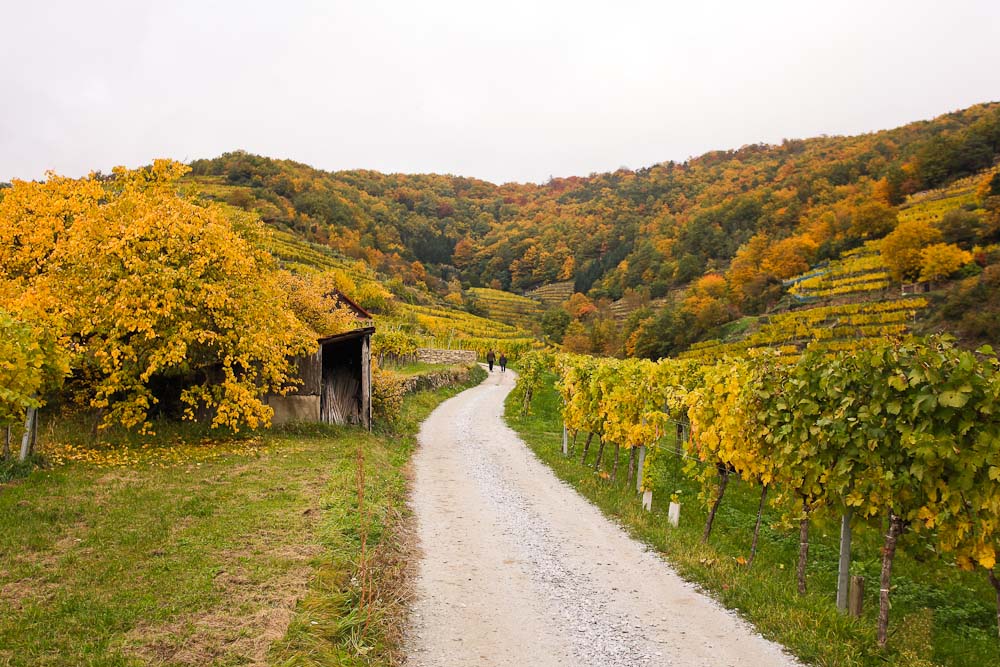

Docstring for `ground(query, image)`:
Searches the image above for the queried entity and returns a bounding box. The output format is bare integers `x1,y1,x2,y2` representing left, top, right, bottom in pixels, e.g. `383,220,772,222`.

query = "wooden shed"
267,292,375,429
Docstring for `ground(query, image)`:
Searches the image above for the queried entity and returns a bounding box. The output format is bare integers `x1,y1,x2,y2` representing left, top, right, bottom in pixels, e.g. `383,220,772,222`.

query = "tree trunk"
610,444,620,482
581,432,594,465
18,408,36,463
627,446,637,485
877,513,904,647
701,464,730,544
593,437,606,472
987,567,1000,639
797,502,810,595
747,484,768,568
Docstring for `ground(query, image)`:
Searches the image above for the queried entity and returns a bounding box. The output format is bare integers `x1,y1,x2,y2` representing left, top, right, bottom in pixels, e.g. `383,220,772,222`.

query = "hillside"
184,101,1000,357
260,228,537,358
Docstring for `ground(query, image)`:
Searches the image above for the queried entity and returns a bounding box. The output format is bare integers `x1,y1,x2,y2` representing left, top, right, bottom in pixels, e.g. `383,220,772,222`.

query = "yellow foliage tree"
0,161,316,432
760,234,818,280
918,243,972,282
880,219,943,282
0,308,67,426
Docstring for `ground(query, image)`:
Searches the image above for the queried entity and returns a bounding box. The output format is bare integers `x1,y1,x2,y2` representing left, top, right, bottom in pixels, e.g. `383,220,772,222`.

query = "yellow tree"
0,308,68,459
0,161,316,432
918,243,972,282
880,219,942,281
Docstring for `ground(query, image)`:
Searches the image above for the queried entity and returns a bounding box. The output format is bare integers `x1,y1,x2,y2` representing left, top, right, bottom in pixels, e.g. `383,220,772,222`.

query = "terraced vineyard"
786,245,891,299
897,173,983,226
392,301,536,352
525,281,575,308
679,297,928,362
608,296,668,321
466,287,545,331
259,228,542,358
267,231,371,277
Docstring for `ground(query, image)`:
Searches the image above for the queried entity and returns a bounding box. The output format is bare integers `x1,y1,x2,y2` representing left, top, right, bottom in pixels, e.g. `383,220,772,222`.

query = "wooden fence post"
562,422,568,457
848,575,864,617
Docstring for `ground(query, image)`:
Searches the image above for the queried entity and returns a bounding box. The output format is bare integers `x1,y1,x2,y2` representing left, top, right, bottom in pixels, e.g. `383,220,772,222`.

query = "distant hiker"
499,353,507,373
486,350,496,372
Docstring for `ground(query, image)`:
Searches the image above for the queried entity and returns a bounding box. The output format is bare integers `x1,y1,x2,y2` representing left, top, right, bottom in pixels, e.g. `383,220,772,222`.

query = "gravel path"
405,368,801,667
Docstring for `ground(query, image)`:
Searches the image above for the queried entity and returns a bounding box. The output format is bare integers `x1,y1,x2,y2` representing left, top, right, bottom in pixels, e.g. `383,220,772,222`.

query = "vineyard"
786,245,892,300
389,301,538,358
514,339,1000,662
465,287,545,331
525,280,575,308
679,297,928,361
252,225,541,360
609,295,669,321
898,175,984,227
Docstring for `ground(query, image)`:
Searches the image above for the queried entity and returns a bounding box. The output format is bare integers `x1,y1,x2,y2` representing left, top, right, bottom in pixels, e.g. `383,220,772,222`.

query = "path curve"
405,368,800,667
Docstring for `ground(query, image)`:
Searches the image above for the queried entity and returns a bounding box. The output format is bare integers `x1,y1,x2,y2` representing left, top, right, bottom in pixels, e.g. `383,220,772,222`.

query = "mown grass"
0,366,485,667
505,372,1000,667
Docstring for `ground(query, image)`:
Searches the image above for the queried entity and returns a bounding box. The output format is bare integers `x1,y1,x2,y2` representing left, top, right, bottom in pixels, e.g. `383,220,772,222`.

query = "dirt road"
405,369,800,667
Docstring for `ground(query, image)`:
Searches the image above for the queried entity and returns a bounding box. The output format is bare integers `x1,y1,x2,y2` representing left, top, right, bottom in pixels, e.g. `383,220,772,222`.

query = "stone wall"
415,348,478,365
399,365,478,394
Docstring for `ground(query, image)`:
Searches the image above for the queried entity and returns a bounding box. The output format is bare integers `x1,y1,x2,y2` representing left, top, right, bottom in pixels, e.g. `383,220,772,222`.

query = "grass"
379,361,455,377
504,372,1000,667
0,365,486,667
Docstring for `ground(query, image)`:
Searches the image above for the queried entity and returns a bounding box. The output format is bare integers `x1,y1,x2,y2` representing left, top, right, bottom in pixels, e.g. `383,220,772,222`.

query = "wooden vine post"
635,445,646,493
836,511,853,611
848,575,864,617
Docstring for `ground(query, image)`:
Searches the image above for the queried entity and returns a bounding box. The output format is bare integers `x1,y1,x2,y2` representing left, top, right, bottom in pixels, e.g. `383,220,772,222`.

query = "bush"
372,365,406,425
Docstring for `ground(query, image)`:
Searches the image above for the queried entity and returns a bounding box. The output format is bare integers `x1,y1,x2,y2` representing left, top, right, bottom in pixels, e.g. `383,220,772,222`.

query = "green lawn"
0,366,485,667
505,372,1000,667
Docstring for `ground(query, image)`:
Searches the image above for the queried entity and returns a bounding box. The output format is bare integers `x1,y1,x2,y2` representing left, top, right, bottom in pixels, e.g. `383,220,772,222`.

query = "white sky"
1,0,998,184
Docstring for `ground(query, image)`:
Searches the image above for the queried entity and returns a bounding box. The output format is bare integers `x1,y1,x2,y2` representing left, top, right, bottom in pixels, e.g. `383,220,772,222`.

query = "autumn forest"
185,101,1000,356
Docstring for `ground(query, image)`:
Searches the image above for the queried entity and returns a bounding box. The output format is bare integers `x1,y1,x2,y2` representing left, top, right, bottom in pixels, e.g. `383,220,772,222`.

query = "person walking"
499,353,507,373
486,350,496,372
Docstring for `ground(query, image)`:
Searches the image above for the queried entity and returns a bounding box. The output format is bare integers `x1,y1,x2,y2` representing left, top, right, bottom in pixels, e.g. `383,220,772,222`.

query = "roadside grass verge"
504,372,1000,667
0,366,485,667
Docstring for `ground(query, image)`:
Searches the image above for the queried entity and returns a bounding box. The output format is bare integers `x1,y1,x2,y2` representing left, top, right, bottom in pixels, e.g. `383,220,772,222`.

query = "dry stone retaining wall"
400,365,478,394
415,348,478,365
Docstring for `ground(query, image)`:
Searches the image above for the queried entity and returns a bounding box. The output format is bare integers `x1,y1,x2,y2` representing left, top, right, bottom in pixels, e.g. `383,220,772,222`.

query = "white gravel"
405,368,802,667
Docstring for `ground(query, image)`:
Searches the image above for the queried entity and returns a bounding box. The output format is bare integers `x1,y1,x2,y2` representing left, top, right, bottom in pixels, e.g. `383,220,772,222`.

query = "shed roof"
317,325,376,345
330,290,374,321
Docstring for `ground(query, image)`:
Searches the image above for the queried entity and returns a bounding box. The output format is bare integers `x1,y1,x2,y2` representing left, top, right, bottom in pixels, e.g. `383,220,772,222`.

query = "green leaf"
886,400,901,415
939,390,970,408
888,375,908,391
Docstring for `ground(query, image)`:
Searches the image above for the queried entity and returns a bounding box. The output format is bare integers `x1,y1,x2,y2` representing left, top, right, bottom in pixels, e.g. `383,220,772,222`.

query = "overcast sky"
1,0,998,185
